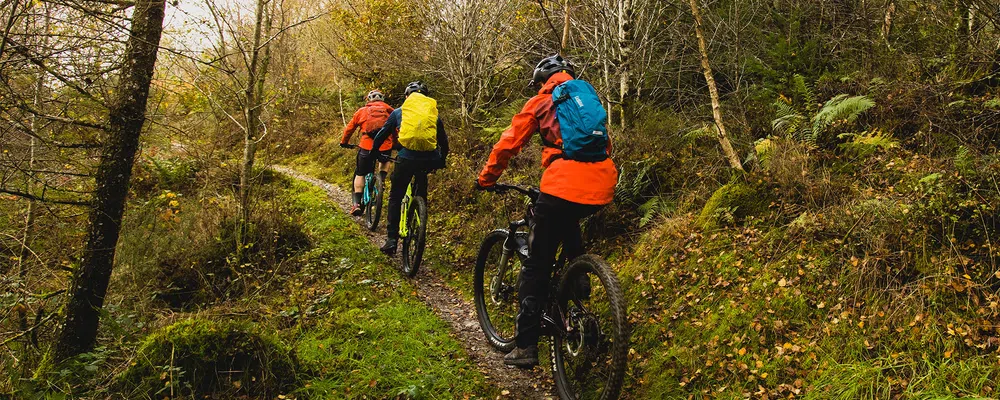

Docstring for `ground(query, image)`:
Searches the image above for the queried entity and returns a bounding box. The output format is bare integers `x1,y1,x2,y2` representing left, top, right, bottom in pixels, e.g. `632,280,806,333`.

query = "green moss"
114,319,297,398
698,181,772,229
279,179,495,398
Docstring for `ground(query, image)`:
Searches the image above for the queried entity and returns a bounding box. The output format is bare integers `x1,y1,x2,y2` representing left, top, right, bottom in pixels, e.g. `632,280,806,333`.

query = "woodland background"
2,0,1000,398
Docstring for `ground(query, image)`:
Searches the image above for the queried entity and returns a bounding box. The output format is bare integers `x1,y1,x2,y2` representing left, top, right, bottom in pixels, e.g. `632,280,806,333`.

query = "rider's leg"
561,201,603,300
378,155,391,179
515,194,566,351
561,204,602,260
414,169,429,198
353,175,365,202
352,150,371,208
385,159,416,247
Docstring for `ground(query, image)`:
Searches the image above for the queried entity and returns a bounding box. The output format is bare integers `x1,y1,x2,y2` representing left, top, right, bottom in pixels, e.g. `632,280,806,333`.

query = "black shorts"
355,149,392,177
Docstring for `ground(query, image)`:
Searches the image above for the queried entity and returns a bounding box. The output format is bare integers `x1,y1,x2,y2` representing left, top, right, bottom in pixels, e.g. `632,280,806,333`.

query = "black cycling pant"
355,149,392,177
516,192,602,349
385,158,435,240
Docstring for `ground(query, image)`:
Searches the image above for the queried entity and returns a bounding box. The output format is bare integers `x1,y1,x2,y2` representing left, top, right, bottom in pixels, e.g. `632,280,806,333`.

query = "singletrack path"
273,166,555,399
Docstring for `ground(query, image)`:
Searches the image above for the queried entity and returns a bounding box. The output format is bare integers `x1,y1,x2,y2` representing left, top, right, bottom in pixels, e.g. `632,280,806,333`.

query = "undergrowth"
288,103,1000,398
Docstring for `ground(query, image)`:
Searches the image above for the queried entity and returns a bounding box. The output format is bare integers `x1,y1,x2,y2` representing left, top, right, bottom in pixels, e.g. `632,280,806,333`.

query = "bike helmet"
404,81,429,96
532,54,575,84
366,90,384,102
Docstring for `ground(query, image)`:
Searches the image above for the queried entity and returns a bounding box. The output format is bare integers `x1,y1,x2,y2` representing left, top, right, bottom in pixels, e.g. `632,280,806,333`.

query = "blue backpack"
550,80,609,162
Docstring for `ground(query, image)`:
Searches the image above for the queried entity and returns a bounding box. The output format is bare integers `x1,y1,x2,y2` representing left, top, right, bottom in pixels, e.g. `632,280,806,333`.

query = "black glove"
434,156,447,170
339,143,353,149
473,179,490,191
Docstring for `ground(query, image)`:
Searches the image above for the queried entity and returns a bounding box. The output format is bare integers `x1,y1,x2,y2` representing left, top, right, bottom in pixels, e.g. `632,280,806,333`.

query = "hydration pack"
362,103,391,135
550,80,609,162
398,93,439,151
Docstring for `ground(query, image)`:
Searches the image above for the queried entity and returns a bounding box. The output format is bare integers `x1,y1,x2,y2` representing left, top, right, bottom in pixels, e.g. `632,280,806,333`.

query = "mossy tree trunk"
53,0,166,362
688,0,744,172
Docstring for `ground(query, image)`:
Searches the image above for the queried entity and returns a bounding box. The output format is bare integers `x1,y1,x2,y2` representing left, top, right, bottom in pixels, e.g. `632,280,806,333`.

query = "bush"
131,157,200,197
697,180,772,229
115,319,298,398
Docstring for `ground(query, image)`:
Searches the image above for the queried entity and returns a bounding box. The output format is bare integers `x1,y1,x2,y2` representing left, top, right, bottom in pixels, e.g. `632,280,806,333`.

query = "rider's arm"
477,96,542,186
436,117,449,160
340,108,365,144
370,108,401,151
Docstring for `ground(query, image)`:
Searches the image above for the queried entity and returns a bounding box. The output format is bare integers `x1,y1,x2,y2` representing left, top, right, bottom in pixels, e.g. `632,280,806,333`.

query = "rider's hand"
339,143,353,149
473,179,491,191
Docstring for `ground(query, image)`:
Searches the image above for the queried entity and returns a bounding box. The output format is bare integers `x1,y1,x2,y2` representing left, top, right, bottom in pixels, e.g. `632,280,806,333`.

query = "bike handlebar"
490,183,540,201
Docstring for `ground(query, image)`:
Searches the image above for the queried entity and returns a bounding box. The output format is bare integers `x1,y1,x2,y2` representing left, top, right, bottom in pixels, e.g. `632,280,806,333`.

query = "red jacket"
341,101,394,151
477,72,618,206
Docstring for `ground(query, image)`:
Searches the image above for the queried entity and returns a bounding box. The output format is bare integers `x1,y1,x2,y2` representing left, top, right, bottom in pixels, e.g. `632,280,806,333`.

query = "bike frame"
400,182,415,238
362,172,378,206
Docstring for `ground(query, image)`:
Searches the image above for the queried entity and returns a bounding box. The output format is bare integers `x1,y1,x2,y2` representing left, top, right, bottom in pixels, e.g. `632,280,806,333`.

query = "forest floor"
272,166,556,399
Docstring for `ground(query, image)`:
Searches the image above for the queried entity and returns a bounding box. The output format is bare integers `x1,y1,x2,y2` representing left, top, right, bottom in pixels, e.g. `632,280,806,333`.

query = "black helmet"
404,81,429,96
532,54,575,84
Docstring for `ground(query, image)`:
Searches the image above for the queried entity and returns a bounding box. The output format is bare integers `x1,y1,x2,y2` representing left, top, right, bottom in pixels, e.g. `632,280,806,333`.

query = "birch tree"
688,0,743,171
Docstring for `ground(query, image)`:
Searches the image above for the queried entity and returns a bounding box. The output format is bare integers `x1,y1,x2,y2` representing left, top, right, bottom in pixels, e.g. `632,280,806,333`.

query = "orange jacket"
341,101,394,151
477,72,618,206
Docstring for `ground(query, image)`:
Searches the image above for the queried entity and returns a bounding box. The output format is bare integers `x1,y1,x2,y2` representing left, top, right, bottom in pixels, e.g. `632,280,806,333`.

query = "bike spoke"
555,263,627,400
483,242,518,340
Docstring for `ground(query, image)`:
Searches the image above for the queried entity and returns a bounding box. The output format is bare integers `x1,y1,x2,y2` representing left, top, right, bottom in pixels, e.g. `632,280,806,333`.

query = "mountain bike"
473,184,628,400
361,169,385,231
342,144,387,231
398,171,427,277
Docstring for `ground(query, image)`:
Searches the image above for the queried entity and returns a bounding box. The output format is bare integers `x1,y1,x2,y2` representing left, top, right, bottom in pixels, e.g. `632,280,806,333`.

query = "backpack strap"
538,133,566,163
539,132,561,150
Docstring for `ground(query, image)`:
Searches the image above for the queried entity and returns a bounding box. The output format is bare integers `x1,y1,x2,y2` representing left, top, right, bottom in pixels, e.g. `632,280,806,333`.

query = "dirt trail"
273,166,555,399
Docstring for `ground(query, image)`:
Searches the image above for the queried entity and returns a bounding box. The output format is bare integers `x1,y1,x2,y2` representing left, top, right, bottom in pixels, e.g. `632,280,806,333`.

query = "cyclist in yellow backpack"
367,81,449,255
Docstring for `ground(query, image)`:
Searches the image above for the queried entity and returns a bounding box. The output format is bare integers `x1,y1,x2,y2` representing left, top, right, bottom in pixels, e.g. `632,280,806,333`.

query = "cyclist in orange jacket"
475,55,618,368
341,90,394,215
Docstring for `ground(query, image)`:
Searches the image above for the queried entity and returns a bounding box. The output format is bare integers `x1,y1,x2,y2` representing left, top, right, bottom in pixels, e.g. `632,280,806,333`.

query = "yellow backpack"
398,93,438,151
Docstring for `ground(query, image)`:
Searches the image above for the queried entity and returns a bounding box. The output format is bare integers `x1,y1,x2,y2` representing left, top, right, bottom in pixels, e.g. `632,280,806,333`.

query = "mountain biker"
341,90,395,216
474,55,618,368
368,81,449,256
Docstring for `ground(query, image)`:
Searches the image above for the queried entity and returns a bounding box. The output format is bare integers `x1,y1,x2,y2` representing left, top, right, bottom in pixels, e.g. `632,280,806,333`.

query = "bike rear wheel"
363,174,383,231
401,196,427,277
473,229,525,353
552,254,629,400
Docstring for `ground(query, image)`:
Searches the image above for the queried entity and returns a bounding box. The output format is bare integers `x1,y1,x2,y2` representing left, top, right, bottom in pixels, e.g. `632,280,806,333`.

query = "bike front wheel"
363,174,383,231
400,196,427,277
551,254,629,400
473,229,525,353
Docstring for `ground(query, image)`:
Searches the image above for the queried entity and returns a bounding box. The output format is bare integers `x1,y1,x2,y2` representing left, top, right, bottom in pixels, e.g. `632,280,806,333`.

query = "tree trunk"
53,0,166,362
236,0,274,263
561,0,570,51
616,0,634,130
688,0,744,171
882,0,895,41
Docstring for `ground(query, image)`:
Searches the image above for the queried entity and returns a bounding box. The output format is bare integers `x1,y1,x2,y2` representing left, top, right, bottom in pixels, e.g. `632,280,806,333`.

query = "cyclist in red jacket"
475,55,618,368
341,90,394,215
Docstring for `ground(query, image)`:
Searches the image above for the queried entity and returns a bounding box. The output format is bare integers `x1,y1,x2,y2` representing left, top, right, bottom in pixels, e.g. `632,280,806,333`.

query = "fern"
754,138,775,169
771,75,875,149
812,95,875,135
954,146,976,176
837,129,897,157
684,124,717,142
771,100,808,140
639,196,675,227
793,74,817,113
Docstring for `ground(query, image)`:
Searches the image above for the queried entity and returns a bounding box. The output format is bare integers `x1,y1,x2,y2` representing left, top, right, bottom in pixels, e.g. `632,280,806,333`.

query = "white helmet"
366,90,384,102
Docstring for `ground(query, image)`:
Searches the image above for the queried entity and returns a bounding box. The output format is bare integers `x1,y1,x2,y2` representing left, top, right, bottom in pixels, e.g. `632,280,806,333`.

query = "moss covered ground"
289,127,1000,399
